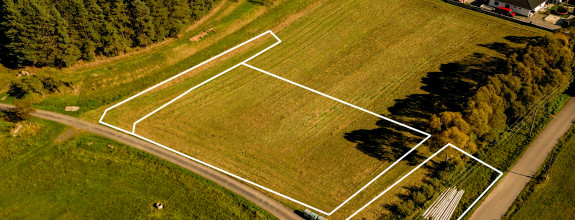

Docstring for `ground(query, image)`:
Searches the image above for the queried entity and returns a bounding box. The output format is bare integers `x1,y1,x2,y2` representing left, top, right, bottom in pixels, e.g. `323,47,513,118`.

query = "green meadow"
0,118,273,219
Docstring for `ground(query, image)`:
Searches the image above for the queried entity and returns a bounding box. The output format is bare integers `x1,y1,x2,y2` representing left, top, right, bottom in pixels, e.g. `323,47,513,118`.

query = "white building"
487,0,547,16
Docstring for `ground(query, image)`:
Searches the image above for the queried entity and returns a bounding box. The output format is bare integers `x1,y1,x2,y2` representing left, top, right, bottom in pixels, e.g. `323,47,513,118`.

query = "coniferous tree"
100,21,123,56
67,0,98,61
131,0,155,46
111,0,133,51
14,0,59,66
86,0,105,55
0,0,217,68
0,0,24,67
190,0,215,20
50,6,81,67
167,0,190,36
148,0,169,41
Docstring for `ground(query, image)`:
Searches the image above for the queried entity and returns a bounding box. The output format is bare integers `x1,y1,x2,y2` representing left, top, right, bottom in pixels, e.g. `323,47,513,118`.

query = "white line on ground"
100,30,432,216
99,30,277,125
242,62,431,215
346,144,503,220
99,30,501,219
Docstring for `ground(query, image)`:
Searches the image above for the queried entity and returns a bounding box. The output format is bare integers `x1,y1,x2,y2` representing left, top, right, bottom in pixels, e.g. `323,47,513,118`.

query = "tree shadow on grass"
344,124,427,166
504,36,544,44
478,36,544,56
344,37,542,164
345,53,506,164
477,42,517,56
247,0,265,5
566,79,575,96
347,36,544,218
387,53,504,129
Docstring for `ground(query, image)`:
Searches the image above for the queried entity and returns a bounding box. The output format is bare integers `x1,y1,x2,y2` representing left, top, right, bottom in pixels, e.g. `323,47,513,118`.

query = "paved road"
0,103,300,220
470,98,575,220
516,13,561,31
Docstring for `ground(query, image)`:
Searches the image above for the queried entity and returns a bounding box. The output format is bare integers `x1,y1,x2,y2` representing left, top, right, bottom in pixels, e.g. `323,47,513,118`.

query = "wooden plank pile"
422,187,465,220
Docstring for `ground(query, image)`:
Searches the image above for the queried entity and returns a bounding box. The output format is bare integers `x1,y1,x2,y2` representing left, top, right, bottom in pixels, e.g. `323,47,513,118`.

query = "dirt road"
0,103,300,220
469,98,575,220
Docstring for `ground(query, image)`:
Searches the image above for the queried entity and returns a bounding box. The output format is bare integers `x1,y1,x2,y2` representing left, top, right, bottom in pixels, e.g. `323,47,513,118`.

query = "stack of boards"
422,187,465,220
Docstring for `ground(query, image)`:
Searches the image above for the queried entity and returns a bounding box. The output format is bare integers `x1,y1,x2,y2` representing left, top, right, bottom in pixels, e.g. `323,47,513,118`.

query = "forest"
0,0,217,68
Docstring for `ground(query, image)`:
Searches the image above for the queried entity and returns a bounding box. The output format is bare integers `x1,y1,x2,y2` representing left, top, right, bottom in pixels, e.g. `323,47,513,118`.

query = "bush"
7,75,69,99
7,76,43,99
412,191,427,207
2,100,35,122
421,184,436,200
396,200,415,217
12,100,34,121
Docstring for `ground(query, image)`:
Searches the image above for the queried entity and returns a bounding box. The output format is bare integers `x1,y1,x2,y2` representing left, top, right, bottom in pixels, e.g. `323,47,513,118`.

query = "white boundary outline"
346,143,503,220
99,30,430,215
98,31,501,219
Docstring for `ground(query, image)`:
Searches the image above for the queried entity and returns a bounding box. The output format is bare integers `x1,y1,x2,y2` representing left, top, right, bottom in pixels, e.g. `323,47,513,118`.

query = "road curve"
0,103,300,220
469,98,575,220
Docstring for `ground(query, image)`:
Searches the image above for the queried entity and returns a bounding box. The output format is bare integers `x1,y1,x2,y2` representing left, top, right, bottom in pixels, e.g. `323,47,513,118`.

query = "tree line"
429,34,574,154
0,0,217,68
382,34,574,219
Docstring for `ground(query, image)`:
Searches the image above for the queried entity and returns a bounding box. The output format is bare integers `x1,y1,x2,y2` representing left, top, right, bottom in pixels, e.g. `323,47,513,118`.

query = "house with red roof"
486,0,547,16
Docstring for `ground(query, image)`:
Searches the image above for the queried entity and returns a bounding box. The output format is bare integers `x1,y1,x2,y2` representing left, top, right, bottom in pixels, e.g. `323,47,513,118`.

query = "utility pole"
530,104,540,136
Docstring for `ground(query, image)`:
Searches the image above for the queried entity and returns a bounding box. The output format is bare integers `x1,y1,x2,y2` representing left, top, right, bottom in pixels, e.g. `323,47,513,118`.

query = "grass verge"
0,118,274,219
503,124,575,219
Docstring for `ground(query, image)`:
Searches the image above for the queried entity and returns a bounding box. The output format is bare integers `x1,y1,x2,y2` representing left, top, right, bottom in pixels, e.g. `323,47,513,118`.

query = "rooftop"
495,0,547,10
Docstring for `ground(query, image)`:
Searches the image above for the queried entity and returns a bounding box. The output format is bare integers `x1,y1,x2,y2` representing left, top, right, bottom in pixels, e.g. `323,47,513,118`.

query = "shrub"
412,191,427,207
7,100,35,122
7,75,69,99
396,200,415,217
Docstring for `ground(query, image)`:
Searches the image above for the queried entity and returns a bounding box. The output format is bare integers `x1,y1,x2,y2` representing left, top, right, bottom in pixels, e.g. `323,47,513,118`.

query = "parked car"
495,7,516,16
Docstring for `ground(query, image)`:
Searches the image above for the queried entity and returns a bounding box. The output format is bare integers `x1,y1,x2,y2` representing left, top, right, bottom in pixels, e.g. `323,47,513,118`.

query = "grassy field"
0,118,274,219
134,65,425,211
100,32,280,131
0,0,550,218
100,0,547,216
503,125,575,220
